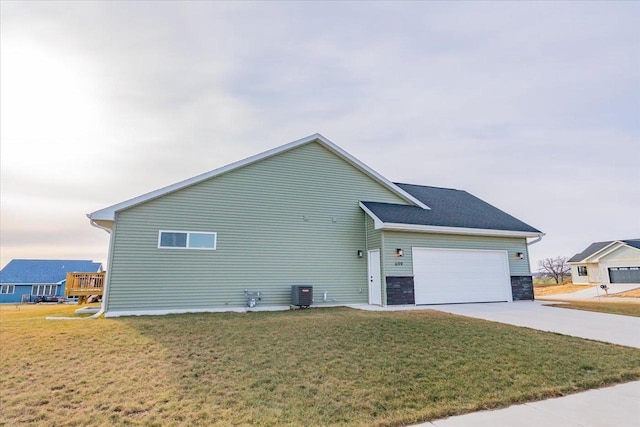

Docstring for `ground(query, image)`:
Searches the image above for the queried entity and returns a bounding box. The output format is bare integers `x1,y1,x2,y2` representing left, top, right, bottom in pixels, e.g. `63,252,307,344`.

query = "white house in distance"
568,239,640,286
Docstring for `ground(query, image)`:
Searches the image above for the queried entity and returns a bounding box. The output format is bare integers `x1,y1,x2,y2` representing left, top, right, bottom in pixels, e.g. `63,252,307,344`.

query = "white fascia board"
87,139,306,221
358,202,385,228
89,134,429,221
380,222,544,238
104,305,295,317
316,135,429,210
585,241,640,263
583,241,623,263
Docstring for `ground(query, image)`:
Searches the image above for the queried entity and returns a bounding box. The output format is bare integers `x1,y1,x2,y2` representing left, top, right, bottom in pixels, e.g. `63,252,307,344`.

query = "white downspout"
527,233,545,246
88,218,114,318
46,218,114,321
524,234,545,295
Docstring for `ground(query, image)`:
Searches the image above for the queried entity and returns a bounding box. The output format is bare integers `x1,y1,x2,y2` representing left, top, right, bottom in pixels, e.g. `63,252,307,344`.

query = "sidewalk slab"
429,403,583,427
416,381,640,427
525,382,640,426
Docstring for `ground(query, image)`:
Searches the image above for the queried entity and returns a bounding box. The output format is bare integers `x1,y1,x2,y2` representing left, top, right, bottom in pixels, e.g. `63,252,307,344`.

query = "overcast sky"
1,1,639,270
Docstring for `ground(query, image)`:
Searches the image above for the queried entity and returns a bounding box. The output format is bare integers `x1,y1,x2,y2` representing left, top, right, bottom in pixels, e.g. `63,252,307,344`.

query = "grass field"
612,288,640,298
533,284,593,296
532,277,572,286
1,305,639,426
547,301,640,317
534,282,640,317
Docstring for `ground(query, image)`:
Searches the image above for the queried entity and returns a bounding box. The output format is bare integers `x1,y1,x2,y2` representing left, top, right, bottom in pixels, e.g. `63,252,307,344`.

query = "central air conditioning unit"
291,285,313,308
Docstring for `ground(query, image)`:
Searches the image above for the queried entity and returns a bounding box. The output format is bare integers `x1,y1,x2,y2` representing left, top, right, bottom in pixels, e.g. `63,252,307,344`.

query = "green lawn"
533,277,571,286
547,301,640,318
1,305,639,426
534,283,593,296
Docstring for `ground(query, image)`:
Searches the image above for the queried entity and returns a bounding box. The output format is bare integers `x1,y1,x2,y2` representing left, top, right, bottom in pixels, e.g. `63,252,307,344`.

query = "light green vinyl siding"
106,142,407,312
382,231,531,277
365,215,381,251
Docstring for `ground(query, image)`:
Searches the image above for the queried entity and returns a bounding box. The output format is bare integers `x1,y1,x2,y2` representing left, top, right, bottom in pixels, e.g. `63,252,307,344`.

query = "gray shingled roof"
361,183,541,233
623,239,640,250
568,239,640,262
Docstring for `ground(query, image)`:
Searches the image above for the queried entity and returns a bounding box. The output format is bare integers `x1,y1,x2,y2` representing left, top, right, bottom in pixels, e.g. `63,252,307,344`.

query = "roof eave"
583,240,640,263
359,203,542,238
380,222,544,238
359,202,385,229
0,282,61,285
582,240,623,263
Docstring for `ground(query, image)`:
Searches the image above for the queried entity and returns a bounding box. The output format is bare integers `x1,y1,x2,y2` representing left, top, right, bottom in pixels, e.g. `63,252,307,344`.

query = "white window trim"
1,285,15,294
31,284,58,296
158,230,217,250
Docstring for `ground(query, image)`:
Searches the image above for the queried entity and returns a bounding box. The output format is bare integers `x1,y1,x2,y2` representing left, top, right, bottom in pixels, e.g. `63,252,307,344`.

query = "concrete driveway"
429,301,640,348
414,301,640,427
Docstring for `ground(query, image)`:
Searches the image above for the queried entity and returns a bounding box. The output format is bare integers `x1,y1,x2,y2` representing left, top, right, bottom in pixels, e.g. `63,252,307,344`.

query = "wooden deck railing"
65,272,106,297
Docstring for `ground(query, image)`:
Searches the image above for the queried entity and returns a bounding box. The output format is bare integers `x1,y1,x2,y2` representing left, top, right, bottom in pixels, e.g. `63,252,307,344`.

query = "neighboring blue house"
0,260,103,303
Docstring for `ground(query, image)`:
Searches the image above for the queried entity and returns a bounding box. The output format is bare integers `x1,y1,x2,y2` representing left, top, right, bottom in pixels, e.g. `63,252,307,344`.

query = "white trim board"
583,241,640,263
103,304,351,317
157,230,217,250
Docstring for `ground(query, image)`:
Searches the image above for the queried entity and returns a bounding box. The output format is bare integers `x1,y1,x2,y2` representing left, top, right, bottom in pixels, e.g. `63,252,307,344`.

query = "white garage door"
413,248,512,305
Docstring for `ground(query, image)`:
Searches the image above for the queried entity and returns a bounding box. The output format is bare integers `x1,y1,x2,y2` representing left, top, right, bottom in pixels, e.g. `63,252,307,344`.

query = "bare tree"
538,257,571,284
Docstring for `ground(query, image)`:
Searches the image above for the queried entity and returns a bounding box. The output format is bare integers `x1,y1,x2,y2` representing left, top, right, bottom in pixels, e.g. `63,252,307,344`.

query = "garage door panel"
413,248,512,305
608,267,640,284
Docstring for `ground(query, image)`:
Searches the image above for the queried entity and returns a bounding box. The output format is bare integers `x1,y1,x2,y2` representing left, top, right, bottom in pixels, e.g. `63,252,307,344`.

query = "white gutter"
527,234,545,246
381,222,543,238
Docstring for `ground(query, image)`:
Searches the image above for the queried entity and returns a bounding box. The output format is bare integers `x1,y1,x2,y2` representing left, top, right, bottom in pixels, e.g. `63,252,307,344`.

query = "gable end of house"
88,134,429,223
